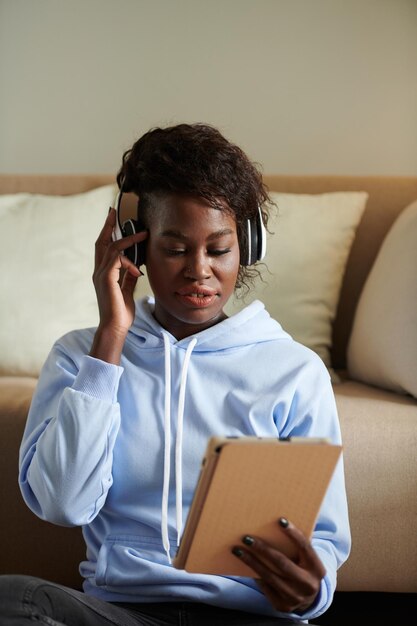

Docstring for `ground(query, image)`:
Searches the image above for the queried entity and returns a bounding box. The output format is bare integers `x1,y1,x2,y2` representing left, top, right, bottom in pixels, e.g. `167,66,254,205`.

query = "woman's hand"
89,208,148,364
232,518,326,615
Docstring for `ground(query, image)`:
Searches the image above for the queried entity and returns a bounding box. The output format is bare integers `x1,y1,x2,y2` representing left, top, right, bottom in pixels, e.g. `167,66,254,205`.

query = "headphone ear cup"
246,219,258,266
122,219,147,267
256,206,267,262
244,207,267,266
121,219,139,266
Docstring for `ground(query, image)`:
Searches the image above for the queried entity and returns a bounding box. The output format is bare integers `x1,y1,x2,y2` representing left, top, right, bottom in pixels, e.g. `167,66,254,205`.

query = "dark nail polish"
242,535,255,546
279,517,289,528
232,547,244,557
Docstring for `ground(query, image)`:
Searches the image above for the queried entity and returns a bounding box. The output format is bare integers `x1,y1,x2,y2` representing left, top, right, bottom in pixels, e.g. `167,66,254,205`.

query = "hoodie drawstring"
161,333,172,562
175,337,197,546
161,333,197,563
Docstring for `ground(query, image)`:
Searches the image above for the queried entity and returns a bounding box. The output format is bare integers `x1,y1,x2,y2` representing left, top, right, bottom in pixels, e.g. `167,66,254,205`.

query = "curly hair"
117,123,272,291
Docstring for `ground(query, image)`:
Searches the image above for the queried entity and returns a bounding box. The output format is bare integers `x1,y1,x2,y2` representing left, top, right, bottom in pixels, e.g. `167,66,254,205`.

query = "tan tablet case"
173,436,342,576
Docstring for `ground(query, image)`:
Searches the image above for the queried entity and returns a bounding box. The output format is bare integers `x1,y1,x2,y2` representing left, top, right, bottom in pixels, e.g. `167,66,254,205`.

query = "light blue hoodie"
19,297,351,622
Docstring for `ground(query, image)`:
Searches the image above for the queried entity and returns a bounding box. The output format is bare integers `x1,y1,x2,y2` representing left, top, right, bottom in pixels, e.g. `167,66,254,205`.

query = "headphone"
246,206,267,266
112,190,147,267
112,189,267,268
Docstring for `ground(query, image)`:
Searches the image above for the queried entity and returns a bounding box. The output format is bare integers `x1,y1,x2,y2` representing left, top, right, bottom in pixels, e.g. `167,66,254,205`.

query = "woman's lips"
176,287,218,308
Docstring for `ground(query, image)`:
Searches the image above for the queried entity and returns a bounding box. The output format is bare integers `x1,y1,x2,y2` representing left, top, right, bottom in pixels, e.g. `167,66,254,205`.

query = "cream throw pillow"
225,191,368,368
0,185,117,376
347,199,417,398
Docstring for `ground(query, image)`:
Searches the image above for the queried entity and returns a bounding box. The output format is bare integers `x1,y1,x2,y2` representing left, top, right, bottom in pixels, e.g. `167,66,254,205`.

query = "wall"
1,0,416,175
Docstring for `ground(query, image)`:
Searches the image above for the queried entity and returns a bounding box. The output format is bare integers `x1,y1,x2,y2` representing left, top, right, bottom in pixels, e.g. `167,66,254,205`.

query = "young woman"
0,124,350,625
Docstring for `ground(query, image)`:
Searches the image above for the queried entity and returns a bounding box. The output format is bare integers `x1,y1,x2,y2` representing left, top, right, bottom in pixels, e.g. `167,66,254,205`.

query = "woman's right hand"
89,208,148,364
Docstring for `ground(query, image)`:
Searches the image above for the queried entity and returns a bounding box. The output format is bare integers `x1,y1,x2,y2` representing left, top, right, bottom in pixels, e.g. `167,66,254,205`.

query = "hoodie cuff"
72,355,124,404
294,548,335,621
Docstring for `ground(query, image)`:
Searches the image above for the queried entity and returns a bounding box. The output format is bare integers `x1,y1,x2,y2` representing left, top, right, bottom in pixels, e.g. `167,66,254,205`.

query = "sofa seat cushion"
333,380,417,592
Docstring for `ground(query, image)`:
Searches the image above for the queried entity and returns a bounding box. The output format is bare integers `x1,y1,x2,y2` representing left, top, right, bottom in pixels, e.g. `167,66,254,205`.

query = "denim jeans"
0,575,302,625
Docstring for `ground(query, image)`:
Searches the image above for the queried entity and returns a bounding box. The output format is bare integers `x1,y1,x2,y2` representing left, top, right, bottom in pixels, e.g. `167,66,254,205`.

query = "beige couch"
1,174,416,597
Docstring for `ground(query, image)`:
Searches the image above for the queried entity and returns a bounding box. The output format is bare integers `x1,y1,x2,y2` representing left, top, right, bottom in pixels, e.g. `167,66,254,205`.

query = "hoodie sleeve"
19,337,123,527
277,355,351,622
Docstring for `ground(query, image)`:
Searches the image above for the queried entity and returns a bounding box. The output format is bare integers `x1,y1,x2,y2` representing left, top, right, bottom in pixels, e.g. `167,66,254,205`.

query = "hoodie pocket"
95,534,175,590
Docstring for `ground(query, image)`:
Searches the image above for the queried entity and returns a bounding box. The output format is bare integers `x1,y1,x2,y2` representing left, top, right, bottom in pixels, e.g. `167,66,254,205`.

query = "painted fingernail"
279,517,289,528
232,547,244,557
242,535,255,546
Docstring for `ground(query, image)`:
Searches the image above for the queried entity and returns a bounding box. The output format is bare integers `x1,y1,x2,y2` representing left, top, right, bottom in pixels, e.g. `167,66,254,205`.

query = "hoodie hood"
129,295,292,351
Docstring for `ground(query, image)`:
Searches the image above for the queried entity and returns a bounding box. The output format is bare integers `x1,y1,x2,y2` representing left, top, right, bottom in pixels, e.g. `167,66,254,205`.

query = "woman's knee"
0,574,42,622
0,574,35,599
0,576,116,625
0,575,76,622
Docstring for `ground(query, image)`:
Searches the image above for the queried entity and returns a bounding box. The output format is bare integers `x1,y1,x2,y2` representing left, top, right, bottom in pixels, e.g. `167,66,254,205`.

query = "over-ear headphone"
245,206,267,266
112,189,147,267
112,189,266,268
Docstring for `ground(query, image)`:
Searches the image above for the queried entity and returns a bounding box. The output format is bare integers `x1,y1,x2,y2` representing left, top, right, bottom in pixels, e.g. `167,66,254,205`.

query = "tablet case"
173,436,342,576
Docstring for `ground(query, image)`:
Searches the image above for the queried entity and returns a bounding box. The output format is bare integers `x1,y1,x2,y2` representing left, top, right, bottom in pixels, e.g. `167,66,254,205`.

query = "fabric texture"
225,191,368,368
347,199,417,398
19,297,350,622
0,184,117,376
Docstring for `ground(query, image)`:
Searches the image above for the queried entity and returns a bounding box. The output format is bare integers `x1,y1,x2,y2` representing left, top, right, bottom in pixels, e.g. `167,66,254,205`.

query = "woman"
0,123,350,625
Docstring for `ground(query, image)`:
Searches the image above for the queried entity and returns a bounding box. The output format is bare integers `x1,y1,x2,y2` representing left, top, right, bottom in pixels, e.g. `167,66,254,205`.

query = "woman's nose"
183,252,211,280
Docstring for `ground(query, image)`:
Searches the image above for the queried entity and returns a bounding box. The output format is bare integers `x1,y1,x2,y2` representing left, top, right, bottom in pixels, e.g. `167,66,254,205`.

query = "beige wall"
1,0,416,176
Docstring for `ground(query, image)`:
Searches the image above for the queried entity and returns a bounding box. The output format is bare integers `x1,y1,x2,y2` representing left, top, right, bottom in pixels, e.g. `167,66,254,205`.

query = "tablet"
173,436,342,576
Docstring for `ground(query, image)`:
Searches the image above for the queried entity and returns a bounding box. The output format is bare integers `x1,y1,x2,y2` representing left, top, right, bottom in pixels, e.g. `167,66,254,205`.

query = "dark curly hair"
117,123,272,291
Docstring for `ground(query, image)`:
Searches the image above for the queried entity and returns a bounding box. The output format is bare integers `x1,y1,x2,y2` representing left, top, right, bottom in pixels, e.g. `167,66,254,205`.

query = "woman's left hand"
232,518,326,614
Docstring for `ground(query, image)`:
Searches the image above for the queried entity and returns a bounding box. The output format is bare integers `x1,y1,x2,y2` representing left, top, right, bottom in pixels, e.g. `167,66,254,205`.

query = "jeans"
0,576,302,625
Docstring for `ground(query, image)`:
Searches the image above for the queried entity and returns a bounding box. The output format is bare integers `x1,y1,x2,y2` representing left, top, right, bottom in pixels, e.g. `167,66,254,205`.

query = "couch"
1,174,416,601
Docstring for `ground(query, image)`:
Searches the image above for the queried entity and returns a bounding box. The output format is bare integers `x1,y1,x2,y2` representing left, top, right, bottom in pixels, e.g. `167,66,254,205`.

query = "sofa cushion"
334,380,417,592
226,191,368,368
347,199,417,398
0,185,116,376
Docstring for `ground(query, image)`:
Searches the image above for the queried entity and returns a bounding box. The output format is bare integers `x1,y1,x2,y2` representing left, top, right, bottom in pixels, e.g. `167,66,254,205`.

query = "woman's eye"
209,248,231,256
166,249,186,256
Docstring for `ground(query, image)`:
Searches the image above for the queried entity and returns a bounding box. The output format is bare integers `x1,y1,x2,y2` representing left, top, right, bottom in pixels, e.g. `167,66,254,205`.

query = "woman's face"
145,194,240,340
